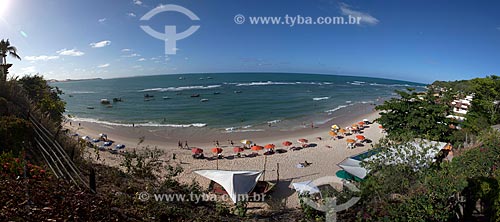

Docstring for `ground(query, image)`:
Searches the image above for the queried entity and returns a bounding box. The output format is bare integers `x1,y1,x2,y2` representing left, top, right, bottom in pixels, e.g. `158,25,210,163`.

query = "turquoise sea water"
52,73,425,132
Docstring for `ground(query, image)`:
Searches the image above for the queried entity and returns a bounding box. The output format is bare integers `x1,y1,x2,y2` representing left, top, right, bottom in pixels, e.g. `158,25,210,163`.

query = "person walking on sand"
184,141,189,149
178,141,182,149
311,122,314,129
216,140,220,147
230,140,234,146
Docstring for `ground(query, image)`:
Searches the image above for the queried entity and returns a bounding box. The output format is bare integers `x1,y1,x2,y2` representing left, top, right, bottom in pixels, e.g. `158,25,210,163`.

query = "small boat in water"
162,96,171,100
100,99,110,104
113,98,123,102
234,91,242,94
87,106,95,109
144,94,154,98
191,94,200,98
213,92,220,95
200,99,209,102
178,77,184,80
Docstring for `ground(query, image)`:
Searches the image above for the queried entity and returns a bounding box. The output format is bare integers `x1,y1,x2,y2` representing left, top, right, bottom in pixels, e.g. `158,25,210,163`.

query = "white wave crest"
69,117,207,128
139,85,221,92
313,97,330,101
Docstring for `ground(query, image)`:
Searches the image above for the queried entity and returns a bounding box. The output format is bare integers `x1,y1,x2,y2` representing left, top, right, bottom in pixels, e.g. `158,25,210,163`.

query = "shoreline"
65,103,384,208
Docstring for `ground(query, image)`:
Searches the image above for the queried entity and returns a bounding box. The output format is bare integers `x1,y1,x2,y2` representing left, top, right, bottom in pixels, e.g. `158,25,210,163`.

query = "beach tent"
195,170,262,203
338,157,367,179
292,180,320,194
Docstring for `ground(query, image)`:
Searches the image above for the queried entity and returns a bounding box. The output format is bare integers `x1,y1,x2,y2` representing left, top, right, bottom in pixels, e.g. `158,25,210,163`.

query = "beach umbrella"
233,147,245,153
211,147,223,154
192,148,204,154
358,121,365,125
351,124,358,128
329,131,338,137
298,138,308,144
363,118,369,123
378,125,384,129
241,139,252,145
339,128,347,134
356,135,366,141
264,144,275,149
331,124,339,130
251,145,264,151
346,139,356,143
282,141,292,147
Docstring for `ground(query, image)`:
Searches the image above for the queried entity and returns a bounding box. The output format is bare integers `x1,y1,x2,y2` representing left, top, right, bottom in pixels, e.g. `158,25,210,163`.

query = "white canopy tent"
291,180,320,194
195,170,262,203
338,158,367,179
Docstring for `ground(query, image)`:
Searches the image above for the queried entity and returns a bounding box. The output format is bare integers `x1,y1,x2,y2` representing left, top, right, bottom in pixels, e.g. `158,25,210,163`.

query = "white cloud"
137,58,146,61
98,18,107,24
121,48,131,52
339,3,379,25
21,66,36,73
127,12,136,17
25,55,59,61
122,53,140,57
132,65,142,68
133,0,142,5
57,49,85,56
97,63,110,68
90,40,111,48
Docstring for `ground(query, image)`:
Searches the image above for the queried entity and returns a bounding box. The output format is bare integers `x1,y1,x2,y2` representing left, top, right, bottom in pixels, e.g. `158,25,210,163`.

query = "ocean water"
52,73,425,132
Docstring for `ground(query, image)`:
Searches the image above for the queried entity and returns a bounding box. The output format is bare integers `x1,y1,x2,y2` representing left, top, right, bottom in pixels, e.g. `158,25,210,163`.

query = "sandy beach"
65,103,384,208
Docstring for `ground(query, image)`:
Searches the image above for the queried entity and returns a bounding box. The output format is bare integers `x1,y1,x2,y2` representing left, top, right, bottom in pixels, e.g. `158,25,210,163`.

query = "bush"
0,116,33,155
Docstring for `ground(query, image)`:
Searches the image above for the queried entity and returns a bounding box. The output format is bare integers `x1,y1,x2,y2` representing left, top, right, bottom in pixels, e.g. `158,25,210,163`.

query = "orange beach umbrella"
211,147,223,154
378,125,384,129
251,145,264,151
191,148,203,154
346,139,356,143
356,135,366,141
298,138,308,143
264,144,275,149
233,147,245,153
358,121,365,125
329,131,338,137
282,141,292,147
351,124,358,128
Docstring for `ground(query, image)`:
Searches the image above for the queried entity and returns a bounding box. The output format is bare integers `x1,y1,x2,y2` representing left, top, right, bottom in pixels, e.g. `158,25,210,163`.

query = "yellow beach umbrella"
241,139,252,145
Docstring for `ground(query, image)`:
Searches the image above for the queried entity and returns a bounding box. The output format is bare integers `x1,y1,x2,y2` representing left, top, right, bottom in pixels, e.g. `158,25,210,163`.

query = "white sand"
66,110,384,209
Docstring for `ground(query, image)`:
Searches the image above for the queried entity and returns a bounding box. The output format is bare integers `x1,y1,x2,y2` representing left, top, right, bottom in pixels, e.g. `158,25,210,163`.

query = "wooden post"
262,155,267,181
276,163,280,182
216,156,219,170
90,167,96,193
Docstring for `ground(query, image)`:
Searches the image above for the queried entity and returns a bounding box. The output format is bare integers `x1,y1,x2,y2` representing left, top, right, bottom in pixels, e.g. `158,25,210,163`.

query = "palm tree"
0,39,21,64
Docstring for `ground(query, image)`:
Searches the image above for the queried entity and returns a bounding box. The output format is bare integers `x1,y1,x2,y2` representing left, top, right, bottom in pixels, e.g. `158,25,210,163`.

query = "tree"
375,88,454,142
18,75,66,124
0,39,21,64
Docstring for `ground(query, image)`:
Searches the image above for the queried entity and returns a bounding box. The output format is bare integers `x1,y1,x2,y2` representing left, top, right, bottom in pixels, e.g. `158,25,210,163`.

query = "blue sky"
0,0,499,83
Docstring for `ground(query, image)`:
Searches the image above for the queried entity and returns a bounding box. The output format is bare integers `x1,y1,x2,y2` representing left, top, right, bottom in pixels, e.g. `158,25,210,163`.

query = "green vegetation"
0,39,21,64
375,88,454,142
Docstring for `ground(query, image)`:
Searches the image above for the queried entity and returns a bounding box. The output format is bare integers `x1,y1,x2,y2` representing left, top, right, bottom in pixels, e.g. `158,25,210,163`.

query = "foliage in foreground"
349,130,500,221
